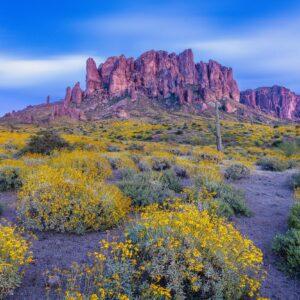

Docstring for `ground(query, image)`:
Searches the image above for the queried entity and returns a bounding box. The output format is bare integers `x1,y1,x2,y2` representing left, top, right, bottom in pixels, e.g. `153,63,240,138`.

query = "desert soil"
232,169,300,300
1,168,299,299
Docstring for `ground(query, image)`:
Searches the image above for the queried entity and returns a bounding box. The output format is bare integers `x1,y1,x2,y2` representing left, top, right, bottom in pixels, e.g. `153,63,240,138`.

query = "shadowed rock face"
240,86,300,120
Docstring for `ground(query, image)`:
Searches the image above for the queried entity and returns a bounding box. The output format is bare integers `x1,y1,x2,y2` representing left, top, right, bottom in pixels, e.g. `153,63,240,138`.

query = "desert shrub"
278,141,299,157
257,157,289,171
49,150,112,181
172,165,189,178
159,169,183,193
151,157,171,171
202,180,251,217
55,204,263,299
117,170,174,207
105,153,137,171
0,166,22,192
126,143,144,151
290,172,300,190
194,146,225,162
137,161,151,172
20,130,70,155
288,203,300,230
0,224,32,298
17,166,130,234
272,229,300,276
106,145,120,152
224,163,250,180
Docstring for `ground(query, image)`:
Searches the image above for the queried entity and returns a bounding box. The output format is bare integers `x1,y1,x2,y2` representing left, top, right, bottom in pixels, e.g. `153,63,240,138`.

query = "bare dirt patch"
232,169,300,300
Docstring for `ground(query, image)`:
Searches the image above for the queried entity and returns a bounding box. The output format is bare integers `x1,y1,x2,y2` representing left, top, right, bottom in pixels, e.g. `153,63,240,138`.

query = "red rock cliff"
85,49,240,108
240,86,300,120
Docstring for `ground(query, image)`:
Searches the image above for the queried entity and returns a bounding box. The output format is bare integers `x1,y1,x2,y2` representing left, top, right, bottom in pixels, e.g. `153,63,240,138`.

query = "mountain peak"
1,49,299,123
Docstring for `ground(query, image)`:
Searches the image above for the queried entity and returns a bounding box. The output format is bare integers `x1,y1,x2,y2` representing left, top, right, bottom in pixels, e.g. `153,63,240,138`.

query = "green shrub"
151,158,171,171
288,203,300,230
257,157,289,171
173,165,189,178
159,169,183,193
203,180,251,217
278,141,299,157
126,143,144,151
21,130,70,155
272,229,300,276
0,166,22,192
106,145,120,152
117,170,174,206
224,163,250,180
290,172,300,190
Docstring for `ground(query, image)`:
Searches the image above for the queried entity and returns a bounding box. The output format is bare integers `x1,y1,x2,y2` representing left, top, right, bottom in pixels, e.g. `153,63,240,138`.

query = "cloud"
0,54,104,88
187,17,300,91
81,14,208,38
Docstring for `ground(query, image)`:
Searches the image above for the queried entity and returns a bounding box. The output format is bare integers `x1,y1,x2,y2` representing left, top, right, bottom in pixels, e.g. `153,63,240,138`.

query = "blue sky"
1,0,300,115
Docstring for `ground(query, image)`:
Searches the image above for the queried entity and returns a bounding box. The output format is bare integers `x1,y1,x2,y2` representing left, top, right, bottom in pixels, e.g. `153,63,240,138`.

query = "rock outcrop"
240,86,300,120
86,58,102,96
86,49,240,108
1,49,299,123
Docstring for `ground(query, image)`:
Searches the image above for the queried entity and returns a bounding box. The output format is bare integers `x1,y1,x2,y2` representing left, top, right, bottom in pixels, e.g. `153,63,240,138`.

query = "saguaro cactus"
215,102,223,152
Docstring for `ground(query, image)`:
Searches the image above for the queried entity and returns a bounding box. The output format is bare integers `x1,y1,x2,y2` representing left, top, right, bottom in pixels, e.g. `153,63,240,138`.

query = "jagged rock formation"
1,49,299,123
240,86,300,120
84,49,239,108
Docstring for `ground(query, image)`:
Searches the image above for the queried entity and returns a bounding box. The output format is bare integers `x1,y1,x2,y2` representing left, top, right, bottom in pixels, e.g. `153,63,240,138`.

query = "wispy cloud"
188,17,300,90
0,54,104,88
78,12,300,92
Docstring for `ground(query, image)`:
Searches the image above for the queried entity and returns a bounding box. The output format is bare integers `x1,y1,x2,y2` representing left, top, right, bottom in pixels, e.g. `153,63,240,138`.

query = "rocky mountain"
240,86,300,120
1,49,299,123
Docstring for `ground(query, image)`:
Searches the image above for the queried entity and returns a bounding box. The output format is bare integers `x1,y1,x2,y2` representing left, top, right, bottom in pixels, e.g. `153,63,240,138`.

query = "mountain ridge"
1,49,300,123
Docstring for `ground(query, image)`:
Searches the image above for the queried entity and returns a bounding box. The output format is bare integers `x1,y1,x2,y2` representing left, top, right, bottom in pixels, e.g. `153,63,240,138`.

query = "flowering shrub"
17,166,130,234
0,224,32,298
49,150,112,181
53,204,264,299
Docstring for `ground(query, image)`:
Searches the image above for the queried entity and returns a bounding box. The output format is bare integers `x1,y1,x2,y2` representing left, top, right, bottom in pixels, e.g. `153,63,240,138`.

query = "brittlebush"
0,224,32,298
56,204,264,299
49,150,113,181
17,166,130,234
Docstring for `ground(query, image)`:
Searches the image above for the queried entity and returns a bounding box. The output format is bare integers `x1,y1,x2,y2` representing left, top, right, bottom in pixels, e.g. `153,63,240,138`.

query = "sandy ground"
1,168,299,299
232,169,300,300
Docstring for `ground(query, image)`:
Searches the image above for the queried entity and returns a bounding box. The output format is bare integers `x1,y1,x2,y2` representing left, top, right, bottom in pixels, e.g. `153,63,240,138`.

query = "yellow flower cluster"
0,224,32,297
49,150,112,181
17,166,130,233
55,204,264,299
135,204,264,298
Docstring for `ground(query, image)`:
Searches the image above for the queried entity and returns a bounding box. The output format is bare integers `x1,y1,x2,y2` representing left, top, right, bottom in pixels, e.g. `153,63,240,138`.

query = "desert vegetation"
0,117,299,298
